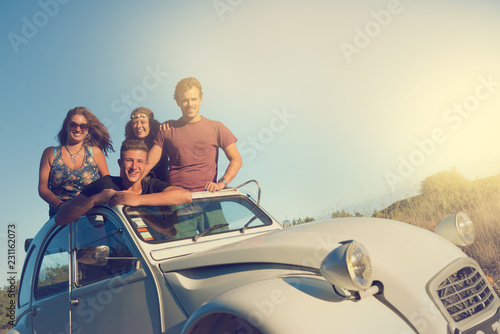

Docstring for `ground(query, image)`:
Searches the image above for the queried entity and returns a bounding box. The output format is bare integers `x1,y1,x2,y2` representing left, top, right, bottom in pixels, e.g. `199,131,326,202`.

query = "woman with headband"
124,107,168,181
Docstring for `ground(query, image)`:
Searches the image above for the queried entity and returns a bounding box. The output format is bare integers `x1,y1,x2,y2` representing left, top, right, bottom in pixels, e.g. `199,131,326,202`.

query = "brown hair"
120,139,149,160
124,107,161,150
57,106,114,156
174,77,203,102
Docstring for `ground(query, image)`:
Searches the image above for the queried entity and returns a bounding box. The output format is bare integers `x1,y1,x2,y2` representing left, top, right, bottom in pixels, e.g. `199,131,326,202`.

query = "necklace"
65,144,84,167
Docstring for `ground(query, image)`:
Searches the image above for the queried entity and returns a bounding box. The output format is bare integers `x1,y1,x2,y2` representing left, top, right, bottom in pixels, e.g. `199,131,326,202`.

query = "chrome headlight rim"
345,241,373,290
435,211,475,247
456,212,475,245
320,240,374,291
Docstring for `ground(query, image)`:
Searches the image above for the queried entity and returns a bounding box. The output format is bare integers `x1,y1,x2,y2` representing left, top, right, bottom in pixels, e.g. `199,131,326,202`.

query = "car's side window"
34,226,70,299
18,245,37,306
75,214,134,287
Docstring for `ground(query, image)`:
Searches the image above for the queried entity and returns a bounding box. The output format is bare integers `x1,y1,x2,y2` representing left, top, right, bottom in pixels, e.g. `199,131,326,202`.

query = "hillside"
373,168,500,279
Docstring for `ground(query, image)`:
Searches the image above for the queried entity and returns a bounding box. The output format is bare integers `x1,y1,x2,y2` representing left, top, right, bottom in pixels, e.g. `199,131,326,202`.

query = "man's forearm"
55,195,94,225
220,158,243,185
55,189,116,225
110,187,192,207
220,143,243,185
137,187,192,206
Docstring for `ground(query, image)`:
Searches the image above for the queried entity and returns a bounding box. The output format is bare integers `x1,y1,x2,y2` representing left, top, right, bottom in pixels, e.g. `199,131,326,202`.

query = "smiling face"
66,114,89,144
177,86,203,123
132,116,150,139
119,149,149,186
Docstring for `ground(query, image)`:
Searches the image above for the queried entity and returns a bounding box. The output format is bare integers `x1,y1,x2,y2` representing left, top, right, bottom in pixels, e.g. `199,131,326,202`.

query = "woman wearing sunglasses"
38,106,114,217
124,107,168,181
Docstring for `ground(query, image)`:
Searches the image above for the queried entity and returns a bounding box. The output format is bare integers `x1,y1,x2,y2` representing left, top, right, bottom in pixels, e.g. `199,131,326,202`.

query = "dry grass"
373,170,500,279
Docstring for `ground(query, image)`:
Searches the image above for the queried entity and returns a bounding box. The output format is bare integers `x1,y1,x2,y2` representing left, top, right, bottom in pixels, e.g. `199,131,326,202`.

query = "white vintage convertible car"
9,181,500,333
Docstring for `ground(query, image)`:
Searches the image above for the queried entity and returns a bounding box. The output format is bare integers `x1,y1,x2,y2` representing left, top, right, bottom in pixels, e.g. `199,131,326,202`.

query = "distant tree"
291,217,315,225
331,209,362,218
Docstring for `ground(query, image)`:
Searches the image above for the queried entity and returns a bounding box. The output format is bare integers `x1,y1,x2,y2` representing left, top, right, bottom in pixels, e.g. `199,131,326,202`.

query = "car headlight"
320,240,373,291
435,212,475,246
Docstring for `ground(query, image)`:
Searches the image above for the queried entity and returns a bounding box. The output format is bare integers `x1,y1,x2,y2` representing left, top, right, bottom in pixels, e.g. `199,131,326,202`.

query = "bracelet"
56,202,65,211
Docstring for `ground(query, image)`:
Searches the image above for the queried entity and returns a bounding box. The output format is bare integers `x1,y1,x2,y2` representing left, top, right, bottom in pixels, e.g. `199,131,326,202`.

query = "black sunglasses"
68,121,89,131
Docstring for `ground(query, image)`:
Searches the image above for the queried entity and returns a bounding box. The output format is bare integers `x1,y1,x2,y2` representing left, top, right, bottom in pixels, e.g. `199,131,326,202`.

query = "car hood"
160,217,464,277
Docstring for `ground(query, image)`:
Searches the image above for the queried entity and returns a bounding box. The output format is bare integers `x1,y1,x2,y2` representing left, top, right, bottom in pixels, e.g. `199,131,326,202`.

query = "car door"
69,210,162,334
30,225,72,334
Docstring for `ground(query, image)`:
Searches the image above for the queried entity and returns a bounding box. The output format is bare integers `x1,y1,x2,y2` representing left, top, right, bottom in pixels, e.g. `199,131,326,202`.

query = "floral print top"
49,146,99,202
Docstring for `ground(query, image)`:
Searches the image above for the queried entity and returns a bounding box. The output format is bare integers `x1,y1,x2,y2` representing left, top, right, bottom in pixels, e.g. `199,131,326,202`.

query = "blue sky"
2,0,500,273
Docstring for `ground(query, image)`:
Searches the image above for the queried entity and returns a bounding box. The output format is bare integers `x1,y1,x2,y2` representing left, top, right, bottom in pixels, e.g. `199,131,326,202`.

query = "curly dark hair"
57,106,114,156
124,107,161,150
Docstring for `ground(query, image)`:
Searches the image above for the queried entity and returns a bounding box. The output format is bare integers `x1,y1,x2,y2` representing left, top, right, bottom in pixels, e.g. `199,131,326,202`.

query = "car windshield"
123,194,273,243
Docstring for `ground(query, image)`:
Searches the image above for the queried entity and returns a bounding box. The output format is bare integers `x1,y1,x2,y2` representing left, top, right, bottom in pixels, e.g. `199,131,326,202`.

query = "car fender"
182,276,414,334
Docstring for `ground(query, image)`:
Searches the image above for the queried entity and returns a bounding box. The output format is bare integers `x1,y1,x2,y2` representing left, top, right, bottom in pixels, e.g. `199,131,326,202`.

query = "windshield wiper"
240,216,259,234
192,224,229,242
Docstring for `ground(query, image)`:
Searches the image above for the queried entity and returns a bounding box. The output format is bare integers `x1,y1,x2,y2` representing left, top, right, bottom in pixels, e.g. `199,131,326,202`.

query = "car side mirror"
76,245,142,268
283,220,293,228
25,238,34,252
77,245,110,266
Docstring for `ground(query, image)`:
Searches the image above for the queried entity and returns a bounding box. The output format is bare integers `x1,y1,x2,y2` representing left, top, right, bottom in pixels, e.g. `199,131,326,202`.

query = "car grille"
436,266,495,322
